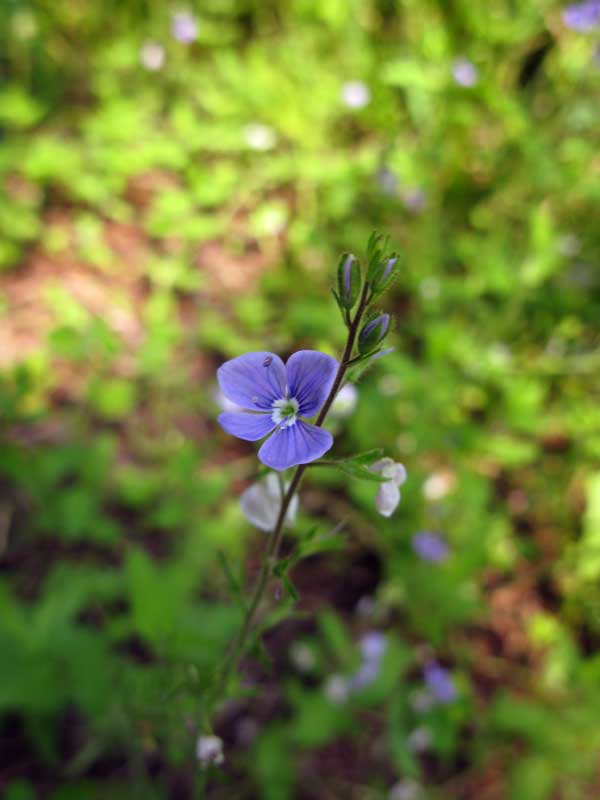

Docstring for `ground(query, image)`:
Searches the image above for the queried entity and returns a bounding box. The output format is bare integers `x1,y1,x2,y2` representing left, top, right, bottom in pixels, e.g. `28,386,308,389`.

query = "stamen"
271,397,299,428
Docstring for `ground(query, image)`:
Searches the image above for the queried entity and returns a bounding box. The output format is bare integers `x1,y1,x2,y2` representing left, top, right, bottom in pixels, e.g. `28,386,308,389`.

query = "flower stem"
205,281,371,724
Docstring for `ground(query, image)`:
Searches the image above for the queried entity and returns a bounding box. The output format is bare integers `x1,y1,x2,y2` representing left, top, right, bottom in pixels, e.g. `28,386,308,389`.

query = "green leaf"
217,550,247,610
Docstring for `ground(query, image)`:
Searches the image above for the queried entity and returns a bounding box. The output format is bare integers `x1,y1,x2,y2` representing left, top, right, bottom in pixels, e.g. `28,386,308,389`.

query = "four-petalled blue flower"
217,350,338,471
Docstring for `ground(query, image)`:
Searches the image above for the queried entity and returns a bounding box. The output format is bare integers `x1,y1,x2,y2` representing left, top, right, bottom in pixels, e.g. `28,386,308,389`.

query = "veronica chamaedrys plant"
203,233,405,748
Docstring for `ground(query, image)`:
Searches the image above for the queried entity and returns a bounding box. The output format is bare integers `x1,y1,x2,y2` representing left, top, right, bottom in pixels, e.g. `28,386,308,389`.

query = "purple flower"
452,57,478,87
377,167,399,197
217,350,337,471
563,0,600,30
412,531,449,563
423,661,457,704
171,10,198,43
359,631,387,663
402,188,426,213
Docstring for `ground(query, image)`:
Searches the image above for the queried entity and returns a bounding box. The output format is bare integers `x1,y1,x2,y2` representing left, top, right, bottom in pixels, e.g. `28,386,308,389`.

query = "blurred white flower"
341,80,371,109
410,688,435,713
244,123,276,151
389,779,422,800
240,474,298,532
324,674,349,704
370,458,407,517
196,735,224,767
355,594,376,618
289,642,316,672
407,726,431,753
330,383,358,418
140,41,165,71
422,470,455,502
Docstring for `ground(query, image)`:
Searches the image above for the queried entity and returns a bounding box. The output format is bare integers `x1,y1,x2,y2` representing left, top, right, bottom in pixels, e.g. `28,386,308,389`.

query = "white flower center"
271,397,299,428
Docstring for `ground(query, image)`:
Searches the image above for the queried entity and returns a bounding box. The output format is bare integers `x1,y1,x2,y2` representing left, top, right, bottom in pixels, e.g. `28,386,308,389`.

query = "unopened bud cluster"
332,234,398,360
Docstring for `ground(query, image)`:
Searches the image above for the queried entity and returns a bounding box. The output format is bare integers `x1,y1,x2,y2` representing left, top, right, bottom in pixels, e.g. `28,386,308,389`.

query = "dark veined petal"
258,420,333,471
217,352,286,411
218,411,276,441
285,350,338,417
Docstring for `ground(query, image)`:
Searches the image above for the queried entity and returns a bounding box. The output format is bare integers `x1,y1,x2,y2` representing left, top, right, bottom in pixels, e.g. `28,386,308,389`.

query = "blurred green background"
1,1,600,798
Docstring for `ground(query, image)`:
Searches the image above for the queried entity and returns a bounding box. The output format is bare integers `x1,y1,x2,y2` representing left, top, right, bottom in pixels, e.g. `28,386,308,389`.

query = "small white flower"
355,595,376,618
389,779,422,800
324,674,349,704
407,726,431,753
410,688,435,713
244,123,276,151
196,735,224,767
140,41,165,71
370,458,407,517
330,383,358,418
240,474,298,532
422,470,454,502
289,642,316,672
341,80,371,109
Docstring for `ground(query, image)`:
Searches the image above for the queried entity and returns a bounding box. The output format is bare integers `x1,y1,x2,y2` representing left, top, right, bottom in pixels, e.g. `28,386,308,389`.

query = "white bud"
240,474,298,533
196,735,224,767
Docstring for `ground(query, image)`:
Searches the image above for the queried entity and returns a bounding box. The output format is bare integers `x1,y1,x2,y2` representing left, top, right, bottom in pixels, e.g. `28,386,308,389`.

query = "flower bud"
358,313,390,354
370,255,398,293
336,253,361,309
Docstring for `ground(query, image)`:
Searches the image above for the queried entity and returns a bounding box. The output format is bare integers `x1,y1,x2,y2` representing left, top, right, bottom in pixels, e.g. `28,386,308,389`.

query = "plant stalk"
205,281,371,723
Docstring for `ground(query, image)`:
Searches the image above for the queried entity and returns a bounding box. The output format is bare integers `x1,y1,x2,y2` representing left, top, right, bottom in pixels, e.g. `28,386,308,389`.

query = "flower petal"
258,420,333,471
286,350,338,417
240,474,298,532
375,481,400,517
217,352,286,411
218,412,276,441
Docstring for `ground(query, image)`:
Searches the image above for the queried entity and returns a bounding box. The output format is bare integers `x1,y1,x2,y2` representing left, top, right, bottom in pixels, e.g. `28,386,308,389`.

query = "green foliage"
0,0,599,797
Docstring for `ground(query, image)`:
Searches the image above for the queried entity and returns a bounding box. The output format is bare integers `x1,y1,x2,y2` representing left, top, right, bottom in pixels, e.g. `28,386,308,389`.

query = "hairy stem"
205,281,371,724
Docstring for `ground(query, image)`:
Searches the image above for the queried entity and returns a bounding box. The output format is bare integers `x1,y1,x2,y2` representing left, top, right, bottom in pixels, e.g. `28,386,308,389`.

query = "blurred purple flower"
348,631,388,691
452,57,478,87
412,531,449,563
217,350,337,471
377,167,399,197
402,188,426,213
359,631,387,662
563,0,600,30
423,661,457,704
172,10,198,43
